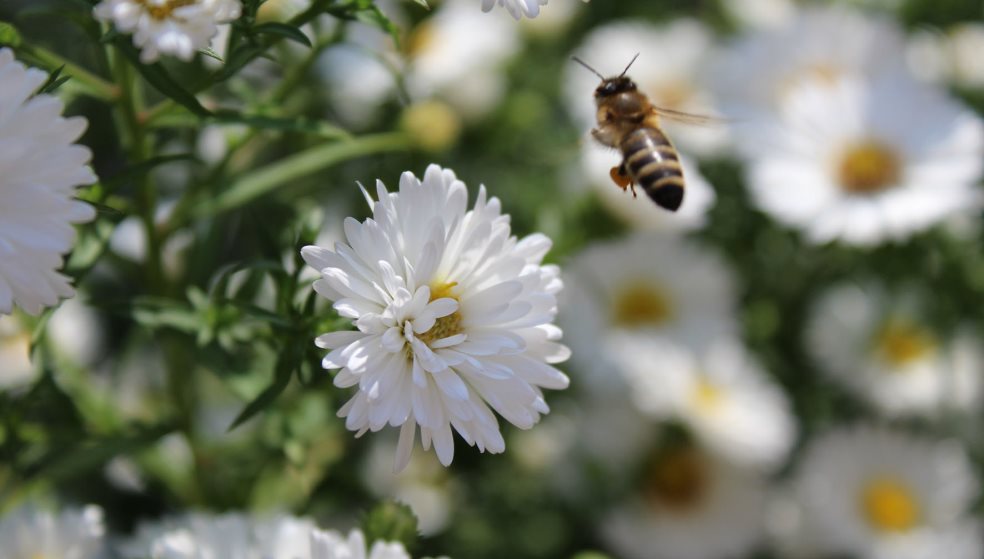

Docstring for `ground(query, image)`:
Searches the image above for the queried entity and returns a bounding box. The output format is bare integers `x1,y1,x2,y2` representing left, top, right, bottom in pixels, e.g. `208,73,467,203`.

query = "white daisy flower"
603,443,767,559
481,0,547,19
795,426,982,559
565,19,730,157
311,528,410,559
407,1,519,119
301,164,569,471
123,512,314,558
0,503,107,559
0,49,96,316
711,5,907,115
578,142,717,232
744,74,983,246
806,282,983,417
93,0,242,63
560,233,737,390
613,335,796,471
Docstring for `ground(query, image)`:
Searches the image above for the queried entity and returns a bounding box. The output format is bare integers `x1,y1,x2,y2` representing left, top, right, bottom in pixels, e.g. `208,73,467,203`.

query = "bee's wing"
650,105,730,126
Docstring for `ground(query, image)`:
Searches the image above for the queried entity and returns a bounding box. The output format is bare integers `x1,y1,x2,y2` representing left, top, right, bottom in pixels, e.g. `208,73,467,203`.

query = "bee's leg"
609,164,635,197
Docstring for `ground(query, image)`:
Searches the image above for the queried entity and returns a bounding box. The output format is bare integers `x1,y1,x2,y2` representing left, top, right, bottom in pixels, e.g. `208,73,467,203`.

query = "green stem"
22,45,119,102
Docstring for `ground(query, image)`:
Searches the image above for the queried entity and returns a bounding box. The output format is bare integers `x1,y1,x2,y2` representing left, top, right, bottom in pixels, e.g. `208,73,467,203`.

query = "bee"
574,54,712,212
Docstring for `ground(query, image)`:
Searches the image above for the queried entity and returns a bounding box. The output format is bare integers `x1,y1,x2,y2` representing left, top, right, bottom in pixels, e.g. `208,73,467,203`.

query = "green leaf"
215,44,267,82
37,65,71,94
0,21,22,47
103,153,198,191
228,348,300,431
114,39,212,117
251,22,312,48
362,502,419,549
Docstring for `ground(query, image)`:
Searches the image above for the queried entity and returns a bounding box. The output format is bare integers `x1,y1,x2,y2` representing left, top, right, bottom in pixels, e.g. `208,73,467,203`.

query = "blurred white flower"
560,233,737,390
578,142,717,232
794,425,982,559
0,316,35,388
566,19,730,157
406,1,519,119
908,23,984,89
806,282,983,417
0,503,107,559
311,528,410,559
712,6,907,116
301,164,569,471
124,513,314,559
614,336,796,471
93,0,242,63
519,0,584,36
47,298,107,367
744,74,983,246
481,0,547,20
0,49,96,316
603,444,767,559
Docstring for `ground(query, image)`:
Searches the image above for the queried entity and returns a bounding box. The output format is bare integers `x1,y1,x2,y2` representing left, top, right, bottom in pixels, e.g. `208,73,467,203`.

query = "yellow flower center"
136,0,197,20
401,101,462,153
837,140,902,194
873,319,936,367
612,282,673,328
418,281,463,345
690,377,724,413
861,477,921,533
408,20,437,58
645,447,708,512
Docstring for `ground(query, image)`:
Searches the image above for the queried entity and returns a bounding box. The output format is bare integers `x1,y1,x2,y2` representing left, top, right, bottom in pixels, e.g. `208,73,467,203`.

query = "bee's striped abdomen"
620,127,685,211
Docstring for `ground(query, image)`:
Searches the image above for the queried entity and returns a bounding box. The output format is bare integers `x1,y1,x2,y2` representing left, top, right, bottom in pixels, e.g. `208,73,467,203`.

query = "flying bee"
574,54,716,212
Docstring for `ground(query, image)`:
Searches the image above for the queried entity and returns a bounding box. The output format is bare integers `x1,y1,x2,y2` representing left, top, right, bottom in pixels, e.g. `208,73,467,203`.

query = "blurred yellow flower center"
861,477,921,533
408,21,437,58
645,447,708,512
613,282,673,328
419,281,463,345
136,0,196,19
401,101,462,153
837,140,902,194
690,378,724,413
873,319,936,367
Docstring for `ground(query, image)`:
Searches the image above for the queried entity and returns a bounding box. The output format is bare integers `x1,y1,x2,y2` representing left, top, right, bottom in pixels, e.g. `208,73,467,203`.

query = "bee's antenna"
571,56,605,81
619,53,640,77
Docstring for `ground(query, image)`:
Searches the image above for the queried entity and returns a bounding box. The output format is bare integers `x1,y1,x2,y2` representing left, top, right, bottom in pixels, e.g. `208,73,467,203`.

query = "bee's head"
595,76,637,98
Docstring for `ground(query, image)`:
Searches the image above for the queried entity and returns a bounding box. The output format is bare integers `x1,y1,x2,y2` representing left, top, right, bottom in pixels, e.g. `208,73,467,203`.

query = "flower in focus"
565,19,730,156
613,336,796,471
0,503,106,559
794,426,982,559
481,0,548,20
712,5,907,115
603,443,768,559
123,513,314,558
806,282,982,416
93,0,242,62
0,49,96,316
311,528,410,559
302,164,569,470
560,233,737,388
743,74,983,246
406,1,519,119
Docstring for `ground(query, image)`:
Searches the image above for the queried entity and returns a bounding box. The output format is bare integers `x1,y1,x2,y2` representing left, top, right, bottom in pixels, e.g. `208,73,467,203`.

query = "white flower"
565,19,730,157
123,513,314,559
560,233,737,391
711,5,907,115
301,164,569,471
481,0,547,19
614,336,796,471
0,503,106,559
311,528,410,559
407,1,519,119
93,0,242,63
806,282,983,417
0,49,96,316
603,444,767,559
0,316,35,388
578,142,717,232
794,426,982,559
743,74,983,246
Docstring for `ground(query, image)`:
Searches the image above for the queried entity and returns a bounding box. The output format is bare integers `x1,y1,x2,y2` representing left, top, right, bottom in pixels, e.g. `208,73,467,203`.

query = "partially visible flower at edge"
302,164,570,471
0,503,107,559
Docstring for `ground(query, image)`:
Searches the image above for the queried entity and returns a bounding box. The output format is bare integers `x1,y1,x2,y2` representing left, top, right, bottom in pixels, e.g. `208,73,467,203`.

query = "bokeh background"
2,0,984,557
